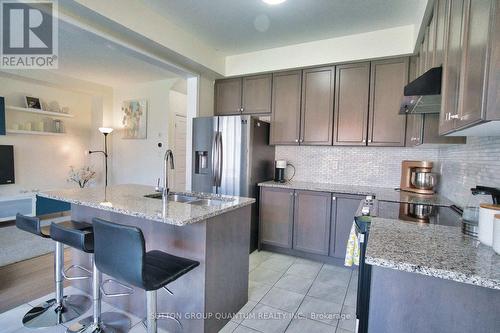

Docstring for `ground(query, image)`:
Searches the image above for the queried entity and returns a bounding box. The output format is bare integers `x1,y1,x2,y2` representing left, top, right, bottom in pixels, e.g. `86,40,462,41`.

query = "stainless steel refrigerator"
192,115,275,251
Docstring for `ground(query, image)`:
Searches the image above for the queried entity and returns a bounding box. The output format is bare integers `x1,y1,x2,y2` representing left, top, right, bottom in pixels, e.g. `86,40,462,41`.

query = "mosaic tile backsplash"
275,145,439,188
276,136,500,208
437,137,500,207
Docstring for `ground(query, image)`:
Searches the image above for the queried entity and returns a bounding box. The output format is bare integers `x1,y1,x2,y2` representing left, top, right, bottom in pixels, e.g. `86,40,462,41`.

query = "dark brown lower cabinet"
330,194,364,259
259,187,363,261
293,190,331,255
259,187,294,248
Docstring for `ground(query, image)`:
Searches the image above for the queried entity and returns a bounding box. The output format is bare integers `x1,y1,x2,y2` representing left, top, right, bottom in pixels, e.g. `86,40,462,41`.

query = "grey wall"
275,145,439,188
437,137,500,207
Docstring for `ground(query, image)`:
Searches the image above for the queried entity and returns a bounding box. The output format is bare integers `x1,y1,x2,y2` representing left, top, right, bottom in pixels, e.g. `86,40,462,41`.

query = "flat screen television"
0,145,15,185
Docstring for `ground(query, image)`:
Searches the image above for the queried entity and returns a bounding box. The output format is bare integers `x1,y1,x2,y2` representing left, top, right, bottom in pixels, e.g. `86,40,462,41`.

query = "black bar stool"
51,222,132,333
15,213,92,328
91,218,200,333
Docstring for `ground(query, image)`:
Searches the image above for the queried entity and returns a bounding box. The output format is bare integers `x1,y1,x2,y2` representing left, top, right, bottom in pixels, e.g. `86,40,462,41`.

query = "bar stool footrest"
100,279,134,297
63,264,92,281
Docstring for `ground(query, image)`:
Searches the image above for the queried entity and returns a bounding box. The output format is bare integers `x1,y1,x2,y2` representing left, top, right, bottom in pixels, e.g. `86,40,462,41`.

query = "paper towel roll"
479,204,500,246
493,214,500,255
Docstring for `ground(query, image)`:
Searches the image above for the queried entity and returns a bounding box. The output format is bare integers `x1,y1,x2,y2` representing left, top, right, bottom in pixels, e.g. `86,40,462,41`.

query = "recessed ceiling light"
262,0,287,5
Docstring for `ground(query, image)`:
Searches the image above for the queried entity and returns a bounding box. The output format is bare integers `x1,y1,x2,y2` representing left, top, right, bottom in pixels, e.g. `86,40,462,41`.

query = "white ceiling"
54,20,181,87
144,0,427,55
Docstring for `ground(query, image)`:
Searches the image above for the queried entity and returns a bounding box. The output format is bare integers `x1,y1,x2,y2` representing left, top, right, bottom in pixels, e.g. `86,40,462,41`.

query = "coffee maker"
274,160,287,183
400,160,438,195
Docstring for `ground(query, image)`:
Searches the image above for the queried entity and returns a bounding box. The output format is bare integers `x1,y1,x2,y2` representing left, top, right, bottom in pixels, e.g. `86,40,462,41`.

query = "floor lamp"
89,127,113,187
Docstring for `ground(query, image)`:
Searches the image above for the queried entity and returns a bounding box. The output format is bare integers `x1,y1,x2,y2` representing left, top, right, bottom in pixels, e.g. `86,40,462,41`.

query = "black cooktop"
377,200,462,227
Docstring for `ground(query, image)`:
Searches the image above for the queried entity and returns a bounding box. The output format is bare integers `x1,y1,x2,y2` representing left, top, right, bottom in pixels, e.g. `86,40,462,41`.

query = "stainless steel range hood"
399,66,442,114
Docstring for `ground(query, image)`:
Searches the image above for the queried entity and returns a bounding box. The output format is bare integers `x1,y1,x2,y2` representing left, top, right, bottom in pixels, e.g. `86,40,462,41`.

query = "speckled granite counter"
258,180,454,206
38,184,255,226
365,217,500,290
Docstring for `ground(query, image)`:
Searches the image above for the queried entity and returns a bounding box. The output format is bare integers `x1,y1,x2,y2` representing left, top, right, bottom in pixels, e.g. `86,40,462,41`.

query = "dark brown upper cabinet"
456,0,497,129
300,66,335,145
215,78,242,115
270,70,302,145
368,57,409,147
215,74,272,116
242,74,272,115
333,62,370,146
434,0,448,67
440,0,465,134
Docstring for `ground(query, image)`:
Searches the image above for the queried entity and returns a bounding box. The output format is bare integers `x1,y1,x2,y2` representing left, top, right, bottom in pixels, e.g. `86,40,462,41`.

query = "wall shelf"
6,105,74,118
7,129,66,136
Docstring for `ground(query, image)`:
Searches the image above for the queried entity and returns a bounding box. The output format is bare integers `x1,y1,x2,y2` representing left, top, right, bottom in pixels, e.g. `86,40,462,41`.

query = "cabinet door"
440,0,465,134
242,74,272,115
259,187,294,248
422,114,466,144
330,195,363,259
427,9,437,68
293,190,331,255
457,0,494,128
270,70,302,145
423,27,431,71
368,58,409,147
215,78,242,115
300,66,335,145
435,0,449,66
333,62,370,146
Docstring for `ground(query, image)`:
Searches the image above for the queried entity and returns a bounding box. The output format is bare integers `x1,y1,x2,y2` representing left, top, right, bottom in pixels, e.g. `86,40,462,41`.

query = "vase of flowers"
67,166,96,188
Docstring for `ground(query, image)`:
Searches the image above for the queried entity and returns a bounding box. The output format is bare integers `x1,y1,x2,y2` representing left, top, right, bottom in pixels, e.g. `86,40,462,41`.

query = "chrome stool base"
22,295,91,328
66,312,131,333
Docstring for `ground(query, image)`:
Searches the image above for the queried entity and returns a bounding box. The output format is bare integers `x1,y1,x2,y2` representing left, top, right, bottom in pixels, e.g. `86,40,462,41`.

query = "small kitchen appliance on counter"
462,186,500,239
400,160,438,195
274,160,287,183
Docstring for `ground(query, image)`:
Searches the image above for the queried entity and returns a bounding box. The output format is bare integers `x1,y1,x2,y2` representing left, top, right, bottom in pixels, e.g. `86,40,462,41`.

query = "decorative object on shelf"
67,165,96,188
122,99,147,139
48,101,60,113
88,127,113,187
24,96,42,110
61,106,70,114
54,119,63,133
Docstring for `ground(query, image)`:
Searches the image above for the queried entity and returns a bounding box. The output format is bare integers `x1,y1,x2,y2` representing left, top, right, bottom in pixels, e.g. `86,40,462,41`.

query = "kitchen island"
38,184,255,333
365,217,500,333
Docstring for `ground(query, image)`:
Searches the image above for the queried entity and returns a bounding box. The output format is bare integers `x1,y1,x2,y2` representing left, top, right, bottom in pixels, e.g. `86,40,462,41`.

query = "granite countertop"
365,217,500,290
258,180,454,206
38,184,255,226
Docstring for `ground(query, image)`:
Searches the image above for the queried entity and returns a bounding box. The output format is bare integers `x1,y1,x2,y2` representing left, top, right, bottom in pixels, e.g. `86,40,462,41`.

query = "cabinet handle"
332,196,336,201
295,139,299,143
449,114,459,119
241,107,244,112
299,139,304,143
290,192,294,196
368,139,372,143
294,193,297,197
362,139,366,143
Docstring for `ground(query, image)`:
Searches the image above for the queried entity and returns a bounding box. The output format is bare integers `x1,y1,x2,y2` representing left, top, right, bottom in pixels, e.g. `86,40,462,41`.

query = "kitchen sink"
144,192,234,206
188,198,227,206
144,193,200,203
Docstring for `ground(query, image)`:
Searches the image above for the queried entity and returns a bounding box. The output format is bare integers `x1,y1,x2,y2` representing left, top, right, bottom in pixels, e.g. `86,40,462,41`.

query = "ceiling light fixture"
262,0,286,5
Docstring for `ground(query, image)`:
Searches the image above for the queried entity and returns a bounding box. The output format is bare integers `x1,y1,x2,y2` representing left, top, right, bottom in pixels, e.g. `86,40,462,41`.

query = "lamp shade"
98,127,113,134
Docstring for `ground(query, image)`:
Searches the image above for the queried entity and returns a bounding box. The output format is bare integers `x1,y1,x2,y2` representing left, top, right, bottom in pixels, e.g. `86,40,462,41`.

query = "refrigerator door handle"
211,132,218,186
217,131,223,187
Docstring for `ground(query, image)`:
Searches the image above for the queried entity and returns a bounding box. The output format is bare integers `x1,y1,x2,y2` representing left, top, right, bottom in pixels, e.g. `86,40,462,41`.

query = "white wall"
225,25,415,76
110,79,178,185
0,75,95,196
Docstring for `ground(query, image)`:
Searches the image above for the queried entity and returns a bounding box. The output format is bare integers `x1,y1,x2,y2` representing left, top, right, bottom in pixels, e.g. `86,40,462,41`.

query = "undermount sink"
188,198,227,206
144,193,200,203
144,192,234,206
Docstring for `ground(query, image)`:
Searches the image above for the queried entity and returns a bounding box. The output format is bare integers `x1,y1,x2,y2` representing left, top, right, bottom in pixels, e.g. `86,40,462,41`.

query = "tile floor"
0,251,357,333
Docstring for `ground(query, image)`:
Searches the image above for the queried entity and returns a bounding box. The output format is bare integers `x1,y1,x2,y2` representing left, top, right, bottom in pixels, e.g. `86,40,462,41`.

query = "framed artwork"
25,96,42,110
122,99,148,139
